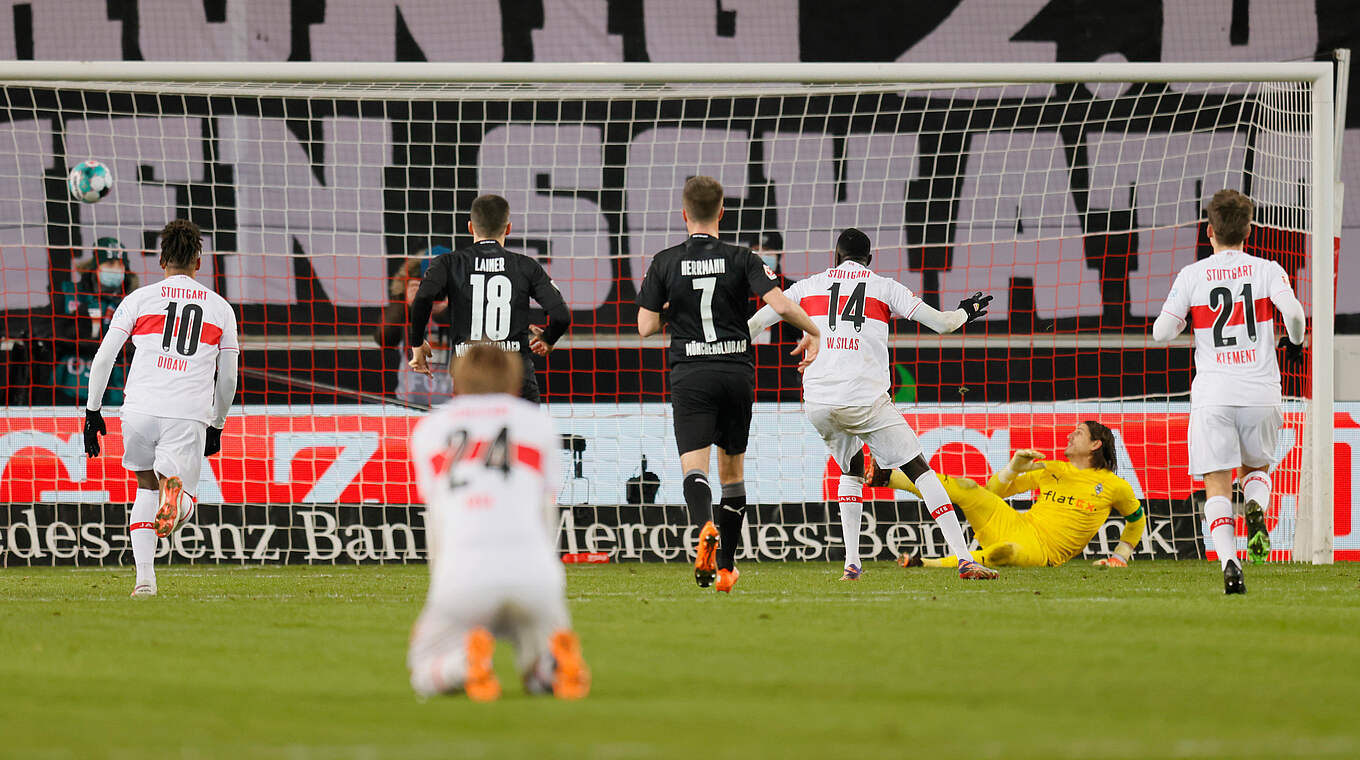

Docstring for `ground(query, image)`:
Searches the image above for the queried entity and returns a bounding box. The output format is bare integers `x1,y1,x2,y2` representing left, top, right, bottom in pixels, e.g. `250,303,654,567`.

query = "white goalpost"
0,61,1338,565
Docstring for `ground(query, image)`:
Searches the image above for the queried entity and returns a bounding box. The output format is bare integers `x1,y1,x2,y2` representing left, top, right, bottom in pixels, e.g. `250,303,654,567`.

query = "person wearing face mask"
53,237,139,405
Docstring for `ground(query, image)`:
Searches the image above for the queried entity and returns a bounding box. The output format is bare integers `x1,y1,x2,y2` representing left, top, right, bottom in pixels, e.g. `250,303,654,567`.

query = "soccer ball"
67,160,112,203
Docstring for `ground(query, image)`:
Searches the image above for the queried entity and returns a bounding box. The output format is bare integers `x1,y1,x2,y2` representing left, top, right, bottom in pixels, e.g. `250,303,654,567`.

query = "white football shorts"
805,394,923,472
1187,405,1284,477
408,578,570,694
120,411,207,496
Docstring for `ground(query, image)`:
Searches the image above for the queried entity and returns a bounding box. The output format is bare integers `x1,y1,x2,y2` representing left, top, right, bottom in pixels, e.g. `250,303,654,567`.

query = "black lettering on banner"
161,301,204,356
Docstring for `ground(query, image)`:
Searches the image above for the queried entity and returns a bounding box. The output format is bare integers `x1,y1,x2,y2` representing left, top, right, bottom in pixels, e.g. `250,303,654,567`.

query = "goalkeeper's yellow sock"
922,555,960,568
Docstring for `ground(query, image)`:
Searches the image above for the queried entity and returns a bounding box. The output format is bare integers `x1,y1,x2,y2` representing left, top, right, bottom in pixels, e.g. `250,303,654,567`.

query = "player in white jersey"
748,228,997,580
82,220,239,598
407,344,589,701
1153,189,1307,594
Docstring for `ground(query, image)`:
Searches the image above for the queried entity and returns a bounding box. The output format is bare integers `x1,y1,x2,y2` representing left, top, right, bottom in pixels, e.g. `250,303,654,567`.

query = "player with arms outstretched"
82,219,239,597
748,228,998,580
888,422,1146,569
636,175,820,593
409,193,572,403
407,344,589,700
1153,189,1306,594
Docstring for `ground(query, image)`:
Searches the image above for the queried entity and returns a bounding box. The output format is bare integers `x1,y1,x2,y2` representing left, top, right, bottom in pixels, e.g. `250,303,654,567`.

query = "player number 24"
444,426,513,489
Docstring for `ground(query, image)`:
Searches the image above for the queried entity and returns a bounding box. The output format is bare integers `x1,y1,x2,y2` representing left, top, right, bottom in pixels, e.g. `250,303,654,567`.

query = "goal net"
0,62,1337,566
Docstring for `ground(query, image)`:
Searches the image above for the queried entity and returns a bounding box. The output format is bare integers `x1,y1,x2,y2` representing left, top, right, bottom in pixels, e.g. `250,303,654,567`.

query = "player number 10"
160,301,203,356
469,273,513,341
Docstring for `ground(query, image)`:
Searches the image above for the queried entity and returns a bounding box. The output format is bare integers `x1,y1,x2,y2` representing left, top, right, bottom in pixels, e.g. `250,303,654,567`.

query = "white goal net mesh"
0,70,1331,565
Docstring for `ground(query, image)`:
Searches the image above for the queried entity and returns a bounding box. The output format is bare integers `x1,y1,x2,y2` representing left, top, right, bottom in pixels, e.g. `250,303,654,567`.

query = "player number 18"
469,273,513,341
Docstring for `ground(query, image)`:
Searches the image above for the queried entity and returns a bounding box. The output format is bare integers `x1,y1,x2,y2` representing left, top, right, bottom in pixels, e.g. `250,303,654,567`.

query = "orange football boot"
957,559,999,580
154,476,183,538
464,628,501,701
694,521,719,587
715,567,740,593
549,630,591,699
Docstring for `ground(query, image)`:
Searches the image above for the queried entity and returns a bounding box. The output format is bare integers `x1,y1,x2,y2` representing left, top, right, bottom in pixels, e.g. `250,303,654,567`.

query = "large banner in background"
1,0,1359,322
2,403,1356,564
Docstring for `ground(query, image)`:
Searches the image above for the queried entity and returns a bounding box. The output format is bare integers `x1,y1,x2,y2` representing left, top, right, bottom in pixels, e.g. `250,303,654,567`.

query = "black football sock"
682,469,713,528
717,481,747,571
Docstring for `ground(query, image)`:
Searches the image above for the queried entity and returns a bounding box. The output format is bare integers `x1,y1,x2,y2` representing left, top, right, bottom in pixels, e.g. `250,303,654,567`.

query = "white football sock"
410,655,468,698
1241,471,1272,512
1204,495,1237,570
129,488,158,585
838,475,864,569
914,471,974,563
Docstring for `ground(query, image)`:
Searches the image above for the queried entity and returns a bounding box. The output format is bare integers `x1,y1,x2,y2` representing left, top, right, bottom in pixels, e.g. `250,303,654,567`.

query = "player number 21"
1208,283,1257,348
469,273,512,341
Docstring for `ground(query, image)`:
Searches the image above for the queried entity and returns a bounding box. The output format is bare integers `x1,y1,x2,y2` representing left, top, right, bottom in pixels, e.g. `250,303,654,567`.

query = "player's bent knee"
846,450,865,479
899,455,930,482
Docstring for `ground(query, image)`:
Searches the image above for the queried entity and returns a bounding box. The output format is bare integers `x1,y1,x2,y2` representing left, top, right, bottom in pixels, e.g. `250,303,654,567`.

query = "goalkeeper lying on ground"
880,421,1146,568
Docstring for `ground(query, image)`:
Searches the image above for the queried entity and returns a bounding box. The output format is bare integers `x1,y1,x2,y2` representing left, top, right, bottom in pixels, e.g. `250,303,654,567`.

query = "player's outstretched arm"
747,304,780,337
908,291,992,334
761,288,820,369
985,449,1045,497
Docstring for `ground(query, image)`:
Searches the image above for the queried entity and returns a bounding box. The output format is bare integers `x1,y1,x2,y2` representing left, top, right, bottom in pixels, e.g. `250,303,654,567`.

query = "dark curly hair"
159,219,202,269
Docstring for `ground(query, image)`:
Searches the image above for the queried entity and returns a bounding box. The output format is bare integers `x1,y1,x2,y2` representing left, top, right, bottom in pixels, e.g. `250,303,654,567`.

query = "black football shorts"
668,362,756,455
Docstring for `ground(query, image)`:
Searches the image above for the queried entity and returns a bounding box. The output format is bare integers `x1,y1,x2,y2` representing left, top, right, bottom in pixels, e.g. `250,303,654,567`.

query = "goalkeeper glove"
997,448,1045,484
204,426,223,457
83,409,106,458
1278,336,1305,368
1094,541,1135,568
958,291,993,323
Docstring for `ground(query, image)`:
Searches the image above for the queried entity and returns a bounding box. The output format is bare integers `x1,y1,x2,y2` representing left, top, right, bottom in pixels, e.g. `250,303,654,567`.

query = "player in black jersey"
637,176,820,592
408,194,572,403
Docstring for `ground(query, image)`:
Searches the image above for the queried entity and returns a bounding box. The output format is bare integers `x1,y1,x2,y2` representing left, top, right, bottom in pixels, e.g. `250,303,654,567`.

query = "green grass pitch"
2,562,1358,760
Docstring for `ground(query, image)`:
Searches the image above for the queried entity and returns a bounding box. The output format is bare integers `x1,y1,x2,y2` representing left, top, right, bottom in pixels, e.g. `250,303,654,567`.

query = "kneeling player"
407,344,589,701
891,422,1146,568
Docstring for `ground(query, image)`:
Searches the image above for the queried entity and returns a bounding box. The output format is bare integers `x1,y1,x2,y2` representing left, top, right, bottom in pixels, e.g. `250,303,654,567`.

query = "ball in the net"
67,160,112,203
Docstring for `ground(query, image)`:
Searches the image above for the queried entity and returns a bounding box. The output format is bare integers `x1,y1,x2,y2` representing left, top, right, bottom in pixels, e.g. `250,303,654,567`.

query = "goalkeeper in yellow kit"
887,421,1146,568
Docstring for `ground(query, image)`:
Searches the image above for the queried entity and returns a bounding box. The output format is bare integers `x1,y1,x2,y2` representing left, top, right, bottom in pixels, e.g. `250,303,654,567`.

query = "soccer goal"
0,61,1340,566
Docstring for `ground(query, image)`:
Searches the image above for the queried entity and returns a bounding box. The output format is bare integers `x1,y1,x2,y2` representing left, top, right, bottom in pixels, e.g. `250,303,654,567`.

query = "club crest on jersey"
1094,483,1103,495
763,264,776,279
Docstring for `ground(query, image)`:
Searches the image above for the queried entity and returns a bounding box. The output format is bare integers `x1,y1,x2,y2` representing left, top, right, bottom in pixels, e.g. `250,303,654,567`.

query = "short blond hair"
682,176,724,223
1206,189,1254,247
450,343,522,395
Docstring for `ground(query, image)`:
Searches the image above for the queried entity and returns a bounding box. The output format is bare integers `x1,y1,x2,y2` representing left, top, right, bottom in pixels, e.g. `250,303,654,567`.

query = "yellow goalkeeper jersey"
993,461,1143,566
